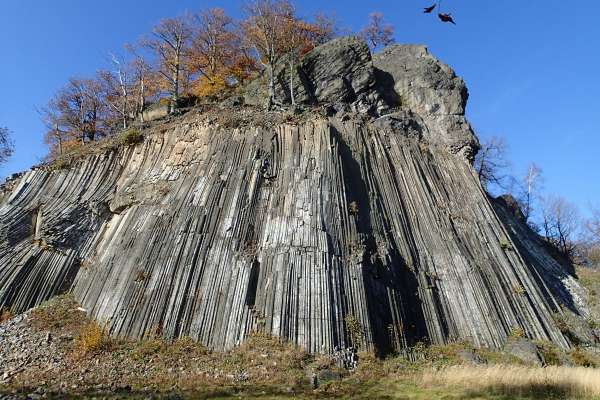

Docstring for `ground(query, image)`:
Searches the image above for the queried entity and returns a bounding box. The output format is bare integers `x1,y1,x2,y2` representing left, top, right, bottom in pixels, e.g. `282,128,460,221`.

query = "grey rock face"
0,39,588,355
245,38,478,161
373,44,479,159
504,338,544,366
0,108,585,354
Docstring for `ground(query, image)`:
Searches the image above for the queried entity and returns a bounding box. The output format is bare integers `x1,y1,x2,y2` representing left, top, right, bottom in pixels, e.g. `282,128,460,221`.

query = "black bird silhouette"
423,4,437,13
438,13,456,25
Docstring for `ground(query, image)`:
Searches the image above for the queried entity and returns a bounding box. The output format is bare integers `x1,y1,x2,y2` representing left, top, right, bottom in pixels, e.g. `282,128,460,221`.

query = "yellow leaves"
192,73,229,99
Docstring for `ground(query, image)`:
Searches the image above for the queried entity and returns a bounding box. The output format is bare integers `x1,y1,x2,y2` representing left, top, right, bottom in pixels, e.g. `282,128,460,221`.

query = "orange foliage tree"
188,8,255,99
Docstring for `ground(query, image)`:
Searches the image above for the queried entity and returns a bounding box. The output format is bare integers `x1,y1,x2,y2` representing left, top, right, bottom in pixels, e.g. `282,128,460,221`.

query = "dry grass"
29,294,87,334
422,364,600,398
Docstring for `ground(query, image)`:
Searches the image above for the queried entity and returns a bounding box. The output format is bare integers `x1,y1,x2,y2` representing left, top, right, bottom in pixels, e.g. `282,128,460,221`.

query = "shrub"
552,312,570,334
345,314,364,347
533,340,562,366
29,294,86,334
50,157,71,170
499,238,512,251
512,284,526,295
119,128,143,146
570,348,597,367
74,321,111,356
0,307,13,323
348,201,359,216
508,326,525,338
192,74,229,99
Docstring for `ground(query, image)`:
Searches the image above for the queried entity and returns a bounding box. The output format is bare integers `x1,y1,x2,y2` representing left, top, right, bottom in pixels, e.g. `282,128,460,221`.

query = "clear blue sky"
0,1,598,215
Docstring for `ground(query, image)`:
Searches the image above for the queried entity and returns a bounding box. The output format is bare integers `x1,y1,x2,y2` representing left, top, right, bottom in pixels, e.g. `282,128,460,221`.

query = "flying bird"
423,4,437,13
438,13,456,25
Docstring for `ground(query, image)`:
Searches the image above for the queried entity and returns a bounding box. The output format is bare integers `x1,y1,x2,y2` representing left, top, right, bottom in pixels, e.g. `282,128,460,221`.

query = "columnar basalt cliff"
0,37,591,354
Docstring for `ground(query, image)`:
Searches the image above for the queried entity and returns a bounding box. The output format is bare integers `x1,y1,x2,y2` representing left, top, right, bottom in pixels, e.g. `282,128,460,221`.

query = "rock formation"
0,37,592,355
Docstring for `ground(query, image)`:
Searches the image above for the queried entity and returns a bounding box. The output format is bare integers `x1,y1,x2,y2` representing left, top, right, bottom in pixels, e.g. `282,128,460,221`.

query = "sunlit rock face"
0,38,587,354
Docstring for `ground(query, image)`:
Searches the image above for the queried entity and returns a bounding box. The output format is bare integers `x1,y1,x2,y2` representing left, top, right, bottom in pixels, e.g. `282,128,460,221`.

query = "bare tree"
582,207,600,266
360,12,395,50
0,126,14,166
521,163,543,222
98,54,134,130
143,16,193,113
125,43,158,122
474,135,509,190
189,8,237,80
540,196,580,259
242,0,294,109
38,106,68,157
42,78,108,147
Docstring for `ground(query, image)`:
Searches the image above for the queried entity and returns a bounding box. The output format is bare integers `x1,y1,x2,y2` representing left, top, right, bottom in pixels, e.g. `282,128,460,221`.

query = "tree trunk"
139,77,146,123
171,46,181,114
267,63,275,110
289,58,295,106
55,125,63,156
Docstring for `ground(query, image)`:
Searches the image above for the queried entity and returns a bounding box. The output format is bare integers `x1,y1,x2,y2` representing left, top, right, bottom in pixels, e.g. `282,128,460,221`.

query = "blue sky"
0,1,598,216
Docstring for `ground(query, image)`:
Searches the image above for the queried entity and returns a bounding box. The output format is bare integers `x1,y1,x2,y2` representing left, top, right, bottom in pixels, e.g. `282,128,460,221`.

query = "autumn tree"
0,126,14,165
187,8,256,98
540,196,580,259
189,9,234,85
474,136,509,190
143,16,193,113
242,0,295,109
42,78,108,149
360,12,395,50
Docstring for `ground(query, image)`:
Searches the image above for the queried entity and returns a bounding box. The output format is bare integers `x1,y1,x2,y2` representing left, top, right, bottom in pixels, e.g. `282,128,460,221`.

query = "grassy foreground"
1,294,600,399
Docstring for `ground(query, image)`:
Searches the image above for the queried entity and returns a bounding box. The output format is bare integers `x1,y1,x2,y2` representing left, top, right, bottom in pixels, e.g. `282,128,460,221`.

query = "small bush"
50,157,71,170
348,201,359,216
499,238,512,251
552,312,570,334
119,128,143,146
0,307,13,323
345,314,364,347
533,340,562,366
508,326,525,338
74,321,111,356
512,284,526,295
570,347,597,367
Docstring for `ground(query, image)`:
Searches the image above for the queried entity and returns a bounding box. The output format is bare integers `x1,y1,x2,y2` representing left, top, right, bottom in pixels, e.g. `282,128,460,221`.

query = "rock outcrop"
373,44,478,159
0,38,590,355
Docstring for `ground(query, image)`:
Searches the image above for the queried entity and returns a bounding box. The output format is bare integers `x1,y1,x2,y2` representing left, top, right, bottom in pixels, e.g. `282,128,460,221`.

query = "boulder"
504,338,544,366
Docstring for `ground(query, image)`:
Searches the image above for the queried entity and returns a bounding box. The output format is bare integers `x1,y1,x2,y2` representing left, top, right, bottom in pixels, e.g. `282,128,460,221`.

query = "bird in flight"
423,4,437,13
438,13,456,25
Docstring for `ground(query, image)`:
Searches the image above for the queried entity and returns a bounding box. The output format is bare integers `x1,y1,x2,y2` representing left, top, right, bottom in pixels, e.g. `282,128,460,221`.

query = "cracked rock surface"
0,38,589,355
